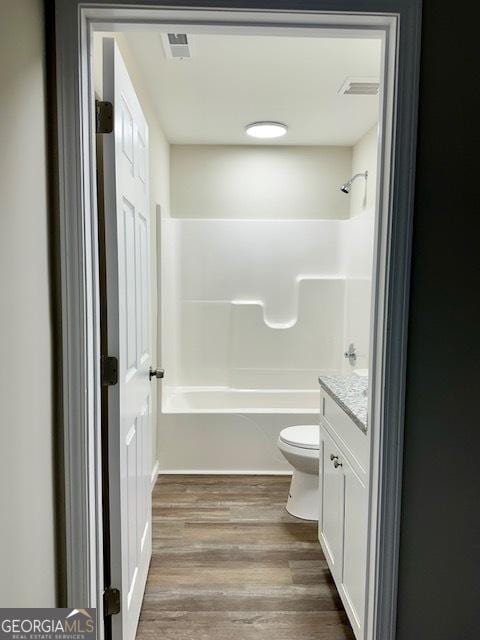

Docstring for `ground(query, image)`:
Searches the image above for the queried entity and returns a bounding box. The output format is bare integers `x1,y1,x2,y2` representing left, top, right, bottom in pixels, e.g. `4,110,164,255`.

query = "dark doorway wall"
396,0,480,638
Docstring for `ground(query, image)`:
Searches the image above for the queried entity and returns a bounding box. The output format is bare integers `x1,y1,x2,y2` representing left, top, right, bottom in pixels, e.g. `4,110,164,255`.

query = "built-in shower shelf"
232,275,346,329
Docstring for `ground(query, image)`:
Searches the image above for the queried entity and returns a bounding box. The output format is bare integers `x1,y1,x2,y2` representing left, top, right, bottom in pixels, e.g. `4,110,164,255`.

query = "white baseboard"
150,460,160,488
157,469,293,476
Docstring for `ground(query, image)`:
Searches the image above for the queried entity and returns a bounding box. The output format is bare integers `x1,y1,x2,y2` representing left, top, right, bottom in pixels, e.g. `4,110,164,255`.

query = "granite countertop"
318,374,368,433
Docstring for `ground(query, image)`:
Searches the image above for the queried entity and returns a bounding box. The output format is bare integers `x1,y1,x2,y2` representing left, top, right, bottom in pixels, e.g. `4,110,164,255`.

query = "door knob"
333,460,343,469
330,454,339,461
149,367,164,380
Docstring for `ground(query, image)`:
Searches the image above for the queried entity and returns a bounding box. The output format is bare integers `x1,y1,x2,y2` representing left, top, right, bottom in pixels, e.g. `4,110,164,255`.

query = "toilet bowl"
277,425,320,521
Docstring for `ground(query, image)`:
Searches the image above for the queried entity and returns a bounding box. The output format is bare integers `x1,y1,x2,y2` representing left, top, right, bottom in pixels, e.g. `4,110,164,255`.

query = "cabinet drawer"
321,392,368,476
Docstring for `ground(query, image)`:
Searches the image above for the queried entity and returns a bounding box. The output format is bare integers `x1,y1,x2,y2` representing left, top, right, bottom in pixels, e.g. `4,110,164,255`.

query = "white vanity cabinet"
319,428,344,575
319,390,369,640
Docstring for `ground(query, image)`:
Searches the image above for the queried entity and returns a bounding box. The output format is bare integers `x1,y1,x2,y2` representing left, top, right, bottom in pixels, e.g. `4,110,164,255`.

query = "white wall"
343,124,378,371
0,0,57,605
94,33,171,478
171,144,352,218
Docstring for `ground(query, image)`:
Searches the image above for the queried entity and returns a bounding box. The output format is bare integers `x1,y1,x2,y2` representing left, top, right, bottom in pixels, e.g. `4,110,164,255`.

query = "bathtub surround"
162,217,374,398
164,219,346,391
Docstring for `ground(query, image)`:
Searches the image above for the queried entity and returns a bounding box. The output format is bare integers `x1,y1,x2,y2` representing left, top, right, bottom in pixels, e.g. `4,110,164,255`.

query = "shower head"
339,171,368,194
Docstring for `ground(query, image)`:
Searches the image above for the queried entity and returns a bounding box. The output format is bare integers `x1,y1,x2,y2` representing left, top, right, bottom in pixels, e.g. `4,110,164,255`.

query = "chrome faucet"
344,343,357,365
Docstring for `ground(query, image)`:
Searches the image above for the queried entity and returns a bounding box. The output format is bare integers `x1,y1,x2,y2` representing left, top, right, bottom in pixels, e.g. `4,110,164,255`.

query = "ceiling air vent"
161,33,192,59
338,77,380,96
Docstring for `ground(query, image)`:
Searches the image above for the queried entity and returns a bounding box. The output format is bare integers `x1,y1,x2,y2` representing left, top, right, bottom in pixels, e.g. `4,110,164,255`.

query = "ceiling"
123,32,381,146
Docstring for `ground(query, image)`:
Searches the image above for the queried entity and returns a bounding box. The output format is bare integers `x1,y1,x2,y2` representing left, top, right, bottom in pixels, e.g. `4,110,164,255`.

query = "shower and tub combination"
157,141,375,518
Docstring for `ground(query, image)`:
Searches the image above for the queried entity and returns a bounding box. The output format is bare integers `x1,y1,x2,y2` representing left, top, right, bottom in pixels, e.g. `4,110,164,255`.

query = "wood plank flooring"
137,475,354,640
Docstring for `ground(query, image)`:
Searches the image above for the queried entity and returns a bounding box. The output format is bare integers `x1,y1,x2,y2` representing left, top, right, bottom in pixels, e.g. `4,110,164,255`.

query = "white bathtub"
162,386,320,414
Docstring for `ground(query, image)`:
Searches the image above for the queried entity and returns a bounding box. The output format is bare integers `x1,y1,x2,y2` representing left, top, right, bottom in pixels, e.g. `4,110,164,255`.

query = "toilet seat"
279,425,319,450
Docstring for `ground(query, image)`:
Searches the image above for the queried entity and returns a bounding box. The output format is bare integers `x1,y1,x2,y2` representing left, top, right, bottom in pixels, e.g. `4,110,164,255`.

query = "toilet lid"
279,425,319,450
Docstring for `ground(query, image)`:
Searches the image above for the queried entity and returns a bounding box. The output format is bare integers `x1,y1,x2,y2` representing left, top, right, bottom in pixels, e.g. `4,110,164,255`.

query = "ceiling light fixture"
245,121,288,139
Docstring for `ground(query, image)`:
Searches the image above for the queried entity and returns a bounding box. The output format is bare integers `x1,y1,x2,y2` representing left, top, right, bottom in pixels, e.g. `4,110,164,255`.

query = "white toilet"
277,424,320,521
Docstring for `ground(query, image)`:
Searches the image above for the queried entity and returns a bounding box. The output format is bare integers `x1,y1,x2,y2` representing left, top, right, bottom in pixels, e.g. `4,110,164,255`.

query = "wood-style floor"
137,475,354,640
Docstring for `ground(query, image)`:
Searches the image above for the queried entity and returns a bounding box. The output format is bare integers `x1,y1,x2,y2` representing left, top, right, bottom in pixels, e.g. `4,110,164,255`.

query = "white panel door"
102,38,152,640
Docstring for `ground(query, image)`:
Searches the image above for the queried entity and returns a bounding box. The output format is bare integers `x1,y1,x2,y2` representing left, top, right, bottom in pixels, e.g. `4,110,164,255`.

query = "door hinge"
103,586,121,616
101,356,118,386
96,100,113,134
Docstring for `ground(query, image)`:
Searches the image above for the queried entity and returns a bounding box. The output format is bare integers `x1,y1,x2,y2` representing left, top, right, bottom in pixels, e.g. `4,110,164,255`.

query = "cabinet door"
340,457,368,638
319,426,344,580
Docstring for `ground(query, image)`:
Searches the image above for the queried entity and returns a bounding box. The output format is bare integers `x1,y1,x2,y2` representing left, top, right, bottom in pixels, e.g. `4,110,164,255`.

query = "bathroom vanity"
318,374,369,640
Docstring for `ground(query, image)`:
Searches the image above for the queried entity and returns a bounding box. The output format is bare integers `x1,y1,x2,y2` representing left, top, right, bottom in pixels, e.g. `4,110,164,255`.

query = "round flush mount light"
245,121,288,139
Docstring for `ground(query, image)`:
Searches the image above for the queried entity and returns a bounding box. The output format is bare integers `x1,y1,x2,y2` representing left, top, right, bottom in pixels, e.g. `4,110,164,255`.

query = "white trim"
150,460,160,488
54,3,102,609
365,5,421,639
54,3,421,639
